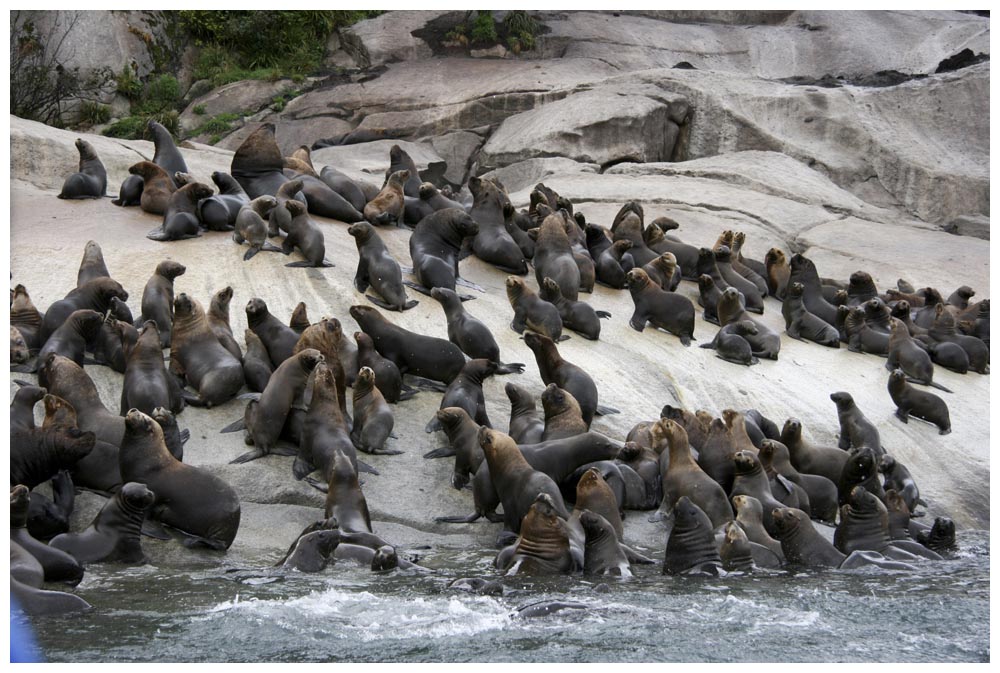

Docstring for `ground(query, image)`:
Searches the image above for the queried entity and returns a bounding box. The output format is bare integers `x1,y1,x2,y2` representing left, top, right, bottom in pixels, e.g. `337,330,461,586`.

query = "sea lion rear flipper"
146,228,172,242
455,277,486,293
621,543,656,565
495,362,526,375
402,280,434,297
596,311,612,319
243,248,260,261
458,294,477,302
261,242,288,255
399,265,414,274
141,517,173,540
595,404,620,416
922,379,953,394
402,300,419,310
230,448,266,464
407,376,449,393
557,335,571,342
285,261,317,268
397,386,419,401
774,474,796,496
357,460,380,475
179,531,227,551
220,418,246,433
179,429,191,445
180,390,207,407
13,379,36,388
304,476,329,493
423,446,456,459
292,457,315,481
269,445,299,457
10,363,36,373
434,512,483,524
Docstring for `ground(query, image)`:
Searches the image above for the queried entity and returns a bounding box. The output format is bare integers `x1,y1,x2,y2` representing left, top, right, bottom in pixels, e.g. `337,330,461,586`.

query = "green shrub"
102,110,180,139
78,100,111,125
503,11,539,38
193,104,206,115
137,74,180,114
115,64,143,99
470,11,497,45
190,112,240,137
271,95,286,112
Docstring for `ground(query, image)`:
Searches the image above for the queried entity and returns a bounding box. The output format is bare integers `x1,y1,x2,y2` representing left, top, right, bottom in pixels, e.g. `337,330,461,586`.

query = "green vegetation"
103,73,182,139
443,11,541,54
102,110,180,139
192,104,206,115
503,11,539,52
78,100,111,125
469,11,497,45
189,112,241,138
115,64,143,99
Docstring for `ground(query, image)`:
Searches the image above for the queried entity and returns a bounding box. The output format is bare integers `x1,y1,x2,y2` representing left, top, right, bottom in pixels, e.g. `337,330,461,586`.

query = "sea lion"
915,518,957,553
716,288,780,359
424,406,483,489
147,181,214,242
615,441,662,510
788,253,839,327
782,282,840,347
169,293,244,407
578,509,632,576
523,331,612,427
319,165,368,212
242,328,273,393
830,391,882,454
246,297,299,367
234,196,285,260
10,284,43,351
651,420,733,529
732,494,784,561
506,276,565,342
10,326,30,364
878,455,924,515
662,497,723,576
406,208,480,298
426,358,497,432
323,447,372,532
348,221,416,310
293,362,359,480
702,320,760,366
48,482,154,564
281,200,333,268
846,271,878,306
112,173,144,207
151,406,188,462
230,122,290,199
31,309,103,386
504,382,544,444
280,529,343,572
58,138,107,199
834,486,941,561
386,144,424,196
885,316,950,391
646,218,700,279
729,232,769,291
720,520,756,572
41,354,124,447
37,277,128,347
468,175,528,274
845,306,888,354
364,169,408,226
139,260,186,348
206,286,242,361
780,418,848,486
594,239,632,289
293,173,366,222
354,331,407,403
120,409,240,549
431,287,523,374
352,366,399,455
837,447,885,506
288,302,311,334
540,384,588,441
696,274,724,325
197,171,249,230
121,321,185,416
128,161,176,216
624,268,695,345
927,304,989,374
534,211,582,301
613,216,658,270
771,507,845,567
729,451,792,536
148,120,188,183
887,369,951,435
10,485,85,585
75,240,110,289
759,439,838,524
268,178,305,236
539,276,609,341
497,493,580,575
41,393,122,493
351,304,466,385
641,252,681,291
714,246,764,313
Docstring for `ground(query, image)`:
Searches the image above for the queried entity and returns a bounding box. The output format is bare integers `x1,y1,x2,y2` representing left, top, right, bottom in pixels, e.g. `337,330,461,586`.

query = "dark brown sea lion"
625,268,695,345
10,326,30,364
10,485,84,584
496,493,580,575
540,384,588,441
76,240,110,288
662,497,723,576
48,482,154,564
230,122,289,199
696,274,724,325
30,309,103,386
702,319,760,366
878,455,924,515
140,260,186,348
594,239,633,289
730,451,795,537
364,169,408,226
58,138,107,199
729,232,769,293
348,221,416,310
468,175,527,274
293,362,359,480
505,382,544,445
11,284,43,351
506,276,565,342
539,276,609,341
846,271,878,306
432,287,523,374
523,331,614,427
281,200,334,268
716,287,780,359
534,211,581,301
352,366,399,455
121,320,185,416
38,277,128,347
230,348,324,464
320,165,368,212
759,439,838,524
732,494,784,561
578,509,632,576
148,119,188,183
351,304,466,385
207,286,242,361
353,331,406,404
772,507,845,567
120,409,240,549
41,354,124,447
268,178,305,236
234,195,285,260
834,486,942,561
782,281,840,347
424,406,483,489
641,252,681,291
927,304,989,374
915,518,957,553
715,246,764,313
246,297,299,367
780,418,848,486
406,208,481,298
720,520,756,572
647,218,700,279
128,160,176,216
887,369,951,435
242,329,273,393
151,406,187,462
837,447,884,506
615,441,662,510
886,317,949,391
426,358,496,432
651,420,733,529
830,391,882,453
112,171,144,207
197,171,249,230
169,293,244,407
845,305,889,353
41,393,122,493
288,302,310,334
148,181,213,242
788,253,839,327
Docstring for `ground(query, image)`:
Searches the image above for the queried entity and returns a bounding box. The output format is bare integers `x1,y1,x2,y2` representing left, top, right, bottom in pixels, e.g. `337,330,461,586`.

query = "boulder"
337,10,448,68
179,79,299,136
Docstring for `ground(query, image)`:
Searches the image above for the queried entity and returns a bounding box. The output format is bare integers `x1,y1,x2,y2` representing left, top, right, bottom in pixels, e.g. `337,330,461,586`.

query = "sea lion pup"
539,276,610,341
431,287,524,374
533,211,582,301
10,485,85,585
714,246,764,313
886,369,951,435
148,119,188,184
424,406,483,489
49,482,154,564
206,286,242,361
878,454,924,516
38,276,129,347
169,293,244,408
145,177,210,241
624,268,695,345
139,260,186,348
425,358,497,433
594,239,632,289
234,196,286,260
191,171,249,230
386,144,425,197
348,221,416,310
845,306,888,354
719,520,756,572
42,393,123,493
112,170,144,206
645,218,700,279
650,420,733,529
11,284,44,351
280,200,333,268
351,304,466,386
406,207,481,298
641,251,681,291
540,384,588,441
829,391,882,454
732,495,785,560
728,232,769,291
782,282,840,347
58,138,107,199
11,409,95,491
506,276,566,342
25,309,102,385
279,529,343,572
715,287,780,359
505,382,545,444
246,297,299,367
352,366,399,455
701,319,760,366
404,181,466,225
729,451,795,537
662,497,723,576
121,320,185,416
779,418,848,486
915,517,957,553
759,439,838,524
128,160,176,215
76,240,110,288
480,427,570,535
771,508,845,567
11,326,30,364
229,348,324,464
353,331,407,404
523,330,618,427
837,447,884,507
787,253,839,327
243,329,273,393
268,178,305,236
886,318,949,391
120,409,241,549
926,304,989,374
151,407,188,462
496,493,581,575
467,175,528,274
364,169,408,226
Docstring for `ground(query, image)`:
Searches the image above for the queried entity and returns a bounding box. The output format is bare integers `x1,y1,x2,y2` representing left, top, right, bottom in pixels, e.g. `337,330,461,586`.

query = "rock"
470,44,508,59
943,214,990,241
311,139,445,182
429,131,486,185
179,79,298,135
936,48,990,74
338,10,447,68
480,157,600,195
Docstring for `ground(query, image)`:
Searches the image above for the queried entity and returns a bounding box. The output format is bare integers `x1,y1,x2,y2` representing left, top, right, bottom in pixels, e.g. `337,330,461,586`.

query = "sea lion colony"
10,121,982,614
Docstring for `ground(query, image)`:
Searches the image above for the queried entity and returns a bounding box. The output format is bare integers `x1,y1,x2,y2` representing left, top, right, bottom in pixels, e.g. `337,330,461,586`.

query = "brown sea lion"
496,493,580,575
506,276,565,342
282,200,333,268
523,331,615,427
432,287,523,374
651,420,733,529
641,252,681,291
169,293,244,407
128,160,176,215
625,268,695,345
830,391,882,453
268,178,305,236
364,169,408,226
353,331,407,404
714,246,764,313
782,282,840,347
879,455,924,515
234,196,285,260
759,439,838,524
246,297,299,367
75,240,110,288
139,260,186,348
230,122,290,199
406,207,481,298
780,418,848,486
927,303,989,374
771,507,844,567
424,406,483,489
120,321,185,416
886,318,949,391
426,358,496,432
37,277,128,347
887,369,951,435
534,211,582,301
662,497,723,576
149,119,188,182
41,394,122,494
48,482,154,564
702,319,760,366
41,354,124,447
207,286,242,361
834,486,941,561
242,328,273,393
468,175,528,274
58,138,107,199
540,384,588,441
505,382,544,445
323,448,372,534
594,239,632,289
11,284,43,351
715,287,780,359
732,494,784,561
352,366,399,455
788,253,839,326
10,485,84,584
578,509,632,576
30,309,103,386
293,362,358,480
539,276,609,341
197,171,249,231
837,447,885,506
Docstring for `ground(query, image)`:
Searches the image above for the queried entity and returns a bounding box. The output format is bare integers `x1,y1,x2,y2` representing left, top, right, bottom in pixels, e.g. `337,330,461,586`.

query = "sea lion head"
353,331,374,351
250,195,278,218
732,320,758,336
847,447,877,479
43,393,76,424
213,286,234,310
720,287,742,306
387,169,410,188
504,382,534,409
521,330,551,353
436,406,467,430
173,292,194,318
128,160,166,180
713,245,732,263
347,221,373,240
137,319,161,345
10,326,29,364
652,216,679,232
285,199,307,218
954,285,975,301
74,138,98,161
611,240,633,256
878,454,898,475
349,304,381,327
10,484,31,524
89,277,128,304
672,496,706,530
732,494,763,520
660,418,689,452
150,406,177,431
887,368,907,392
505,275,526,300
849,270,874,291
732,450,758,475
446,209,479,237
245,298,270,324
355,365,376,390
781,418,802,442
540,276,562,300
617,441,643,462
295,348,324,372
181,181,215,202
764,248,786,266
697,274,716,294
770,507,803,538
883,489,909,515
788,281,805,298
578,509,610,536
124,408,159,437
576,466,605,496
527,492,562,524
418,182,439,200
920,287,944,307
829,391,854,410
625,268,651,290
430,286,458,306
848,485,879,512
724,520,748,547
120,482,156,511
371,545,399,572
697,247,716,267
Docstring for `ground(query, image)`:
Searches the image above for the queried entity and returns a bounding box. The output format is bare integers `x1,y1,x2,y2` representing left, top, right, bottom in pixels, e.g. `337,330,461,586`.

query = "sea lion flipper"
10,363,36,373
423,446,456,459
304,476,329,493
141,518,173,540
357,460,380,475
434,512,483,524
220,418,246,433
230,448,266,464
596,311,612,319
243,248,260,261
402,281,434,297
178,429,191,445
455,277,486,293
261,242,288,255
458,294,477,302
292,457,315,480
285,261,316,268
237,392,263,401
269,445,299,457
495,362,526,375
621,544,656,565
402,300,419,310
595,404,620,416
364,295,396,311
407,376,449,393
146,228,172,242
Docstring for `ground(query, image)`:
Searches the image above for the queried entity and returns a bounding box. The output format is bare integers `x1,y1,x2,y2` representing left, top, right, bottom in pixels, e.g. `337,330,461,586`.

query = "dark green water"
23,530,989,663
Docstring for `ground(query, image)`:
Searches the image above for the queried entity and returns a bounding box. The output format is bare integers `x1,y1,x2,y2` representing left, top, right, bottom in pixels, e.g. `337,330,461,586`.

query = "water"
25,531,989,662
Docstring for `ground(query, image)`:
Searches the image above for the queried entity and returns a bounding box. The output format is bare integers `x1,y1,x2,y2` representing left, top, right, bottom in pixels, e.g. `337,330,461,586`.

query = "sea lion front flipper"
556,335,571,342
357,460,380,475
364,295,397,311
243,248,260,261
230,448,266,464
220,418,246,433
179,429,191,445
435,512,483,524
261,242,288,255
141,517,173,540
397,387,419,401
423,446,456,459
304,476,329,493
402,300,419,310
180,390,207,407
10,363,36,373
774,474,796,496
407,376,449,393
595,404,620,416
494,362,526,375
237,392,263,401
285,261,318,268
292,457,315,481
596,311,612,319
402,280,435,298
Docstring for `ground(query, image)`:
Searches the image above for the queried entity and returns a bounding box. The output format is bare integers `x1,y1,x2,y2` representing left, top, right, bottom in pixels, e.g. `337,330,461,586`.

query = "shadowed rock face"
9,10,990,564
